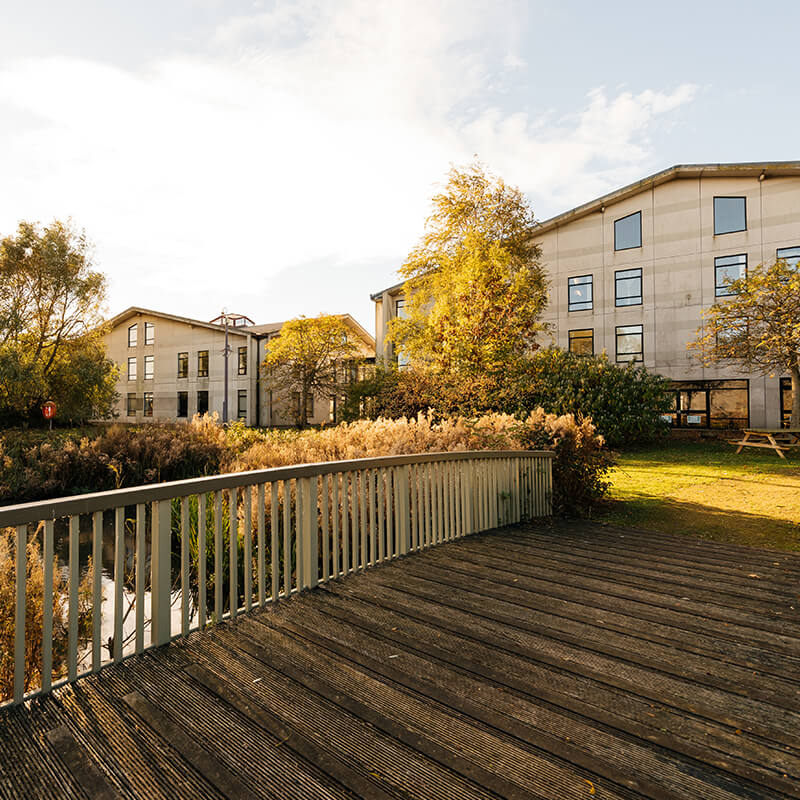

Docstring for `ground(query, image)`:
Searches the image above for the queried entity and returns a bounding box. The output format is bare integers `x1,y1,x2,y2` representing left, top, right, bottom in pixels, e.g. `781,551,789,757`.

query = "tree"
387,161,548,376
689,257,800,427
262,315,362,428
0,220,117,425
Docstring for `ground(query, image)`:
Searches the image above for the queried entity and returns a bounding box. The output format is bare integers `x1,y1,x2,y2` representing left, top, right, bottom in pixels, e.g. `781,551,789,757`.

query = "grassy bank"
597,439,800,551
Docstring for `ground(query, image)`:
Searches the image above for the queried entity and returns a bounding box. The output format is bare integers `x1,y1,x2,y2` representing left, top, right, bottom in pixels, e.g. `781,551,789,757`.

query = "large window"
127,324,138,347
568,275,593,312
143,391,154,417
144,322,155,345
177,352,188,378
615,268,642,307
238,346,247,375
777,246,800,269
177,391,188,418
237,389,247,420
715,254,746,296
144,354,154,380
127,357,137,381
568,329,593,356
615,324,643,363
614,211,642,251
667,380,749,429
781,378,793,428
292,392,314,420
197,350,209,377
197,390,209,415
395,299,409,367
713,197,746,235
126,393,137,416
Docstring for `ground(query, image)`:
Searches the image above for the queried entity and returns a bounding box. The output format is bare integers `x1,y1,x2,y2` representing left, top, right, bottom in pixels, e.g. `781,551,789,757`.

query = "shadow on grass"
598,497,800,552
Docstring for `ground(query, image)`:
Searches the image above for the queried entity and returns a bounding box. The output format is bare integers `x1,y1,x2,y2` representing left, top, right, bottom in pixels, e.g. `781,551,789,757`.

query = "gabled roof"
533,161,800,235
369,280,405,301
247,314,375,348
106,306,253,336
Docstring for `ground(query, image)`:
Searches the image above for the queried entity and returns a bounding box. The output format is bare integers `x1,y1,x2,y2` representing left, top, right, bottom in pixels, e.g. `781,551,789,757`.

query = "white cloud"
0,0,697,328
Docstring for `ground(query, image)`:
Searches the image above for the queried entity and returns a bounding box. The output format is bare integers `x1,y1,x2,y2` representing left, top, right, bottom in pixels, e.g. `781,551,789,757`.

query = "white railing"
0,450,552,707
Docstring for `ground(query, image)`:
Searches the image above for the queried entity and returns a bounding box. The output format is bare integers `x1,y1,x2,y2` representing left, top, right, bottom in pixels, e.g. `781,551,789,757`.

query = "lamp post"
221,309,231,424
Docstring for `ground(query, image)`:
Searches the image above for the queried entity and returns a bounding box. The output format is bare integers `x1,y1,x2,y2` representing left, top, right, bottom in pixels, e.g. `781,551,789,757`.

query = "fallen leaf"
584,779,596,795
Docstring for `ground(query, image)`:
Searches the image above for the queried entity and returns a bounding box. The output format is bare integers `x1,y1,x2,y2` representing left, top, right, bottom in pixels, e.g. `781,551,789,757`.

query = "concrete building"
371,162,800,429
104,308,374,426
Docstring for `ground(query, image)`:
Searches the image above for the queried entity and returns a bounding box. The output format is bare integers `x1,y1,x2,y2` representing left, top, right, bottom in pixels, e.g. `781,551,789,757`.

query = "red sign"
42,401,57,420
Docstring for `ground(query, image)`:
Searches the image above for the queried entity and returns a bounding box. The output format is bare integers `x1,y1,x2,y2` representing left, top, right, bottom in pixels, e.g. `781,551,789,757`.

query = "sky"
1,0,798,333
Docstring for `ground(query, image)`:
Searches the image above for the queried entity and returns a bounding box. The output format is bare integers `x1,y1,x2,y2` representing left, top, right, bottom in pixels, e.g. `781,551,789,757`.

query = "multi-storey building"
103,307,374,426
371,162,799,429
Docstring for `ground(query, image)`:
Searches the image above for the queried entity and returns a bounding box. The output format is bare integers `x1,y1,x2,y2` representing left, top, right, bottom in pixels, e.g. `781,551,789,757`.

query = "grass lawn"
597,438,800,552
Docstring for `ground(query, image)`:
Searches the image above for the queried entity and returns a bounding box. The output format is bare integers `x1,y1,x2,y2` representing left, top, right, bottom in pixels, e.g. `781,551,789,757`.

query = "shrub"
345,350,673,447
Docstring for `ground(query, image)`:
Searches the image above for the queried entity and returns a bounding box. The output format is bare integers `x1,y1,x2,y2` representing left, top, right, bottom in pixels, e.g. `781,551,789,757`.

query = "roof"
245,314,375,348
533,161,800,236
369,280,405,301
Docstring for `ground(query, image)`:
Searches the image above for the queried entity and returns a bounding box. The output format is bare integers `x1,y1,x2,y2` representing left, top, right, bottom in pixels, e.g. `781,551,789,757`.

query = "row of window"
126,348,248,380
567,245,800,311
567,325,643,363
127,322,154,347
612,197,750,252
126,390,248,418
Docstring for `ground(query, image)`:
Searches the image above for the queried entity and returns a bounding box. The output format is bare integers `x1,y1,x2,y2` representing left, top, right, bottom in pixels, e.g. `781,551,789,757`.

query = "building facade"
371,162,800,429
104,308,374,426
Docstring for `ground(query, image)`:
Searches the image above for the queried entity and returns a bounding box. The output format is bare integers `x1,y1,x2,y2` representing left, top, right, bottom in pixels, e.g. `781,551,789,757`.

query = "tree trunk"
791,362,800,429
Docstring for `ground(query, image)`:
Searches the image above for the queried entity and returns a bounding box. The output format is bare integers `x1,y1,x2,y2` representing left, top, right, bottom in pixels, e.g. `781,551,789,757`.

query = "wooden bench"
734,428,800,460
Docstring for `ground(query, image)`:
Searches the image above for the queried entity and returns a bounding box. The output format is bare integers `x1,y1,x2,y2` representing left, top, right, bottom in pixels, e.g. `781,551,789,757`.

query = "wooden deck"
1,521,799,800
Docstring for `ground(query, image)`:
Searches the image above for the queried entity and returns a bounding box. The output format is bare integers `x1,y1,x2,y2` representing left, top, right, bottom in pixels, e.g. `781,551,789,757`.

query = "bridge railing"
0,449,552,707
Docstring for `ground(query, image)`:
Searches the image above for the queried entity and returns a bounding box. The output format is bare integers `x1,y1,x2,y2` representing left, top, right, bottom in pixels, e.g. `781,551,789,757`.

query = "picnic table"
734,428,800,459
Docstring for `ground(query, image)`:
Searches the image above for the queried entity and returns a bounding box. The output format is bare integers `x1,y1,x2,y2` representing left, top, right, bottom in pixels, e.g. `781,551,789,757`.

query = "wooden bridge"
1,453,799,798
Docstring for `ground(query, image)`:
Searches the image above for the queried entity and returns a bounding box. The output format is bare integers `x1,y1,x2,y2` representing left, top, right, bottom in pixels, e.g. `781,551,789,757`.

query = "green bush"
345,349,672,447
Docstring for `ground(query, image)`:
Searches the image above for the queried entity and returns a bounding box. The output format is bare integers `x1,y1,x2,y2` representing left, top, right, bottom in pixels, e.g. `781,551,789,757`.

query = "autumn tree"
689,257,800,427
387,161,548,376
0,220,118,425
262,315,362,428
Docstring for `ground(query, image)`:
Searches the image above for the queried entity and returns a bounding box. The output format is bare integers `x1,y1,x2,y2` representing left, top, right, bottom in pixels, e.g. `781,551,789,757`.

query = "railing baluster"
14,525,26,704
257,484,265,606
68,515,79,680
214,491,223,622
283,480,291,596
368,469,377,566
41,519,54,694
377,469,385,562
92,511,103,671
270,482,279,600
181,497,190,636
321,475,330,582
341,473,350,574
135,504,145,653
112,509,124,663
332,474,340,577
198,494,207,630
352,471,361,570
151,499,172,646
243,486,252,612
229,488,238,619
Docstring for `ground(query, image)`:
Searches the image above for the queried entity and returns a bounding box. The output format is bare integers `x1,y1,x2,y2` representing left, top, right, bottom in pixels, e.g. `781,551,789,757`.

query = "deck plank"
1,520,798,800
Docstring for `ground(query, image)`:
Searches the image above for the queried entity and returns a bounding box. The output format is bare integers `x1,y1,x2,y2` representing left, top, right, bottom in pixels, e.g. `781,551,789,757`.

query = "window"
615,268,642,307
292,392,314,420
144,322,154,345
715,254,747,296
614,211,642,251
568,329,593,356
777,246,800,269
197,390,209,415
238,346,247,375
395,299,408,318
781,378,793,429
667,380,749,429
126,393,137,416
197,350,209,377
177,352,188,378
177,391,188,418
127,357,137,381
127,324,138,347
615,324,643,363
237,389,247,420
144,354,154,379
568,275,593,312
713,196,746,235
143,391,154,417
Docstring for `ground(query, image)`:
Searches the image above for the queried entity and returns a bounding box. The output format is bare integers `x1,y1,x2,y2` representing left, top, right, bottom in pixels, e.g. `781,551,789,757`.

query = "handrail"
1,449,553,708
0,450,551,526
